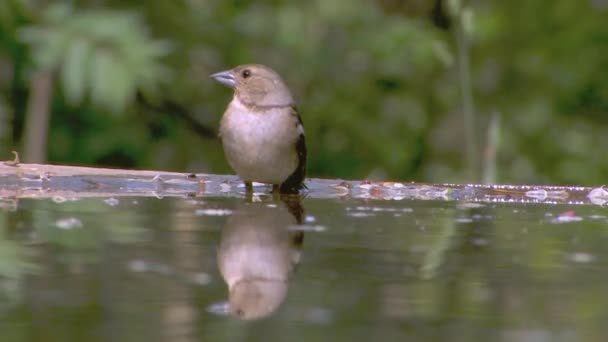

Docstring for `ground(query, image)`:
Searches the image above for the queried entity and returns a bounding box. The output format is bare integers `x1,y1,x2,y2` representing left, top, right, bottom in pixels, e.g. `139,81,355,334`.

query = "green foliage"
18,3,171,113
0,0,29,35
0,0,607,184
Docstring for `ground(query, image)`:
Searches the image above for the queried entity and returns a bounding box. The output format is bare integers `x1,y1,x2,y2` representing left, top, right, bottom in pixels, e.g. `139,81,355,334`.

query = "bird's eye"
242,69,251,78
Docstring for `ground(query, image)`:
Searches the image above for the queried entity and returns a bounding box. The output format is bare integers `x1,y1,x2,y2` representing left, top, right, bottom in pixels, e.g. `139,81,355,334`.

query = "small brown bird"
211,64,306,193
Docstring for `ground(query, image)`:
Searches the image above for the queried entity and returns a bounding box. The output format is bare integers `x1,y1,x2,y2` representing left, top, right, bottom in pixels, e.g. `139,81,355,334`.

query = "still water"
1,177,608,341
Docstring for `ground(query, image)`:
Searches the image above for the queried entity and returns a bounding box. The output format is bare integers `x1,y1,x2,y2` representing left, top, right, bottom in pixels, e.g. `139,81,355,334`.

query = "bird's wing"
280,106,307,193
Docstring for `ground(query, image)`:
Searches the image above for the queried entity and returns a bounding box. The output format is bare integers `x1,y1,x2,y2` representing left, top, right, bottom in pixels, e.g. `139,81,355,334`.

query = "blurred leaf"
105,54,133,114
62,37,90,105
0,0,29,33
447,0,462,17
43,1,71,23
461,8,474,36
19,3,171,113
18,27,67,69
4,0,608,183
89,49,114,110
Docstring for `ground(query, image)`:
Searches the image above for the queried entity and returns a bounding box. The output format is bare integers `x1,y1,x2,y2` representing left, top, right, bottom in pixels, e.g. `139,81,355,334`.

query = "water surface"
1,190,607,342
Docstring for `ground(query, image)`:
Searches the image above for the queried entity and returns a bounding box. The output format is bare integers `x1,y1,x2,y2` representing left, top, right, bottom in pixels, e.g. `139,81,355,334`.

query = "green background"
1,0,607,185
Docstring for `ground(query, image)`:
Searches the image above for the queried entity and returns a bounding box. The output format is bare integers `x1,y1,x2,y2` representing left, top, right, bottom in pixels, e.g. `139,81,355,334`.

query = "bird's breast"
219,99,299,183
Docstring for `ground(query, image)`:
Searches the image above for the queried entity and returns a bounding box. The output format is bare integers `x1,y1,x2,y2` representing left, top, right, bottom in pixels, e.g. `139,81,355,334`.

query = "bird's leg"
244,181,253,193
272,184,280,194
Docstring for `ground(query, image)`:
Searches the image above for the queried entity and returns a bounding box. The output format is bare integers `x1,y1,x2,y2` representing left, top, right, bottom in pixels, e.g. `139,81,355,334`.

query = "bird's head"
211,64,294,108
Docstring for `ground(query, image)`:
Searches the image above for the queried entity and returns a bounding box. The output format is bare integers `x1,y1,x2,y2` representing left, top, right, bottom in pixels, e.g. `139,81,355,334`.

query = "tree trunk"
22,71,53,163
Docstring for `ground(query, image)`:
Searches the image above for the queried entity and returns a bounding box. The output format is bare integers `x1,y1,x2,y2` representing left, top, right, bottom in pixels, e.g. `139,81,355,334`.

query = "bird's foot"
244,181,253,193
272,184,280,194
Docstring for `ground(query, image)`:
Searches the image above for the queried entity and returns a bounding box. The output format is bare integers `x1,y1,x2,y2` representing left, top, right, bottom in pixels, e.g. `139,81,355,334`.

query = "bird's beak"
210,70,236,88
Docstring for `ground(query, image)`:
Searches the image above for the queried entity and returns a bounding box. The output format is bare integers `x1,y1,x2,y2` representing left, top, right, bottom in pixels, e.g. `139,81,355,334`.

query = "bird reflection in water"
217,195,304,320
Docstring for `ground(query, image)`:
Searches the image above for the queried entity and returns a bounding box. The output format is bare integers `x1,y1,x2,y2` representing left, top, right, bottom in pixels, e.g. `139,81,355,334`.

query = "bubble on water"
352,206,412,213
305,215,316,223
52,196,67,203
569,252,595,263
55,217,83,230
472,238,489,246
588,186,608,205
207,301,230,316
455,217,473,224
551,215,583,224
358,183,373,190
290,224,326,232
526,189,547,200
190,272,212,286
195,209,233,216
347,212,375,218
104,197,120,206
128,259,149,272
458,202,486,209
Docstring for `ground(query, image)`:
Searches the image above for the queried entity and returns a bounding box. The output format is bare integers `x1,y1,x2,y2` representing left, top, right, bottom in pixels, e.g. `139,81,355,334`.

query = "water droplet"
52,196,67,203
128,259,149,272
207,301,230,316
55,217,83,230
569,252,595,263
104,197,119,206
195,209,233,216
190,272,212,285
